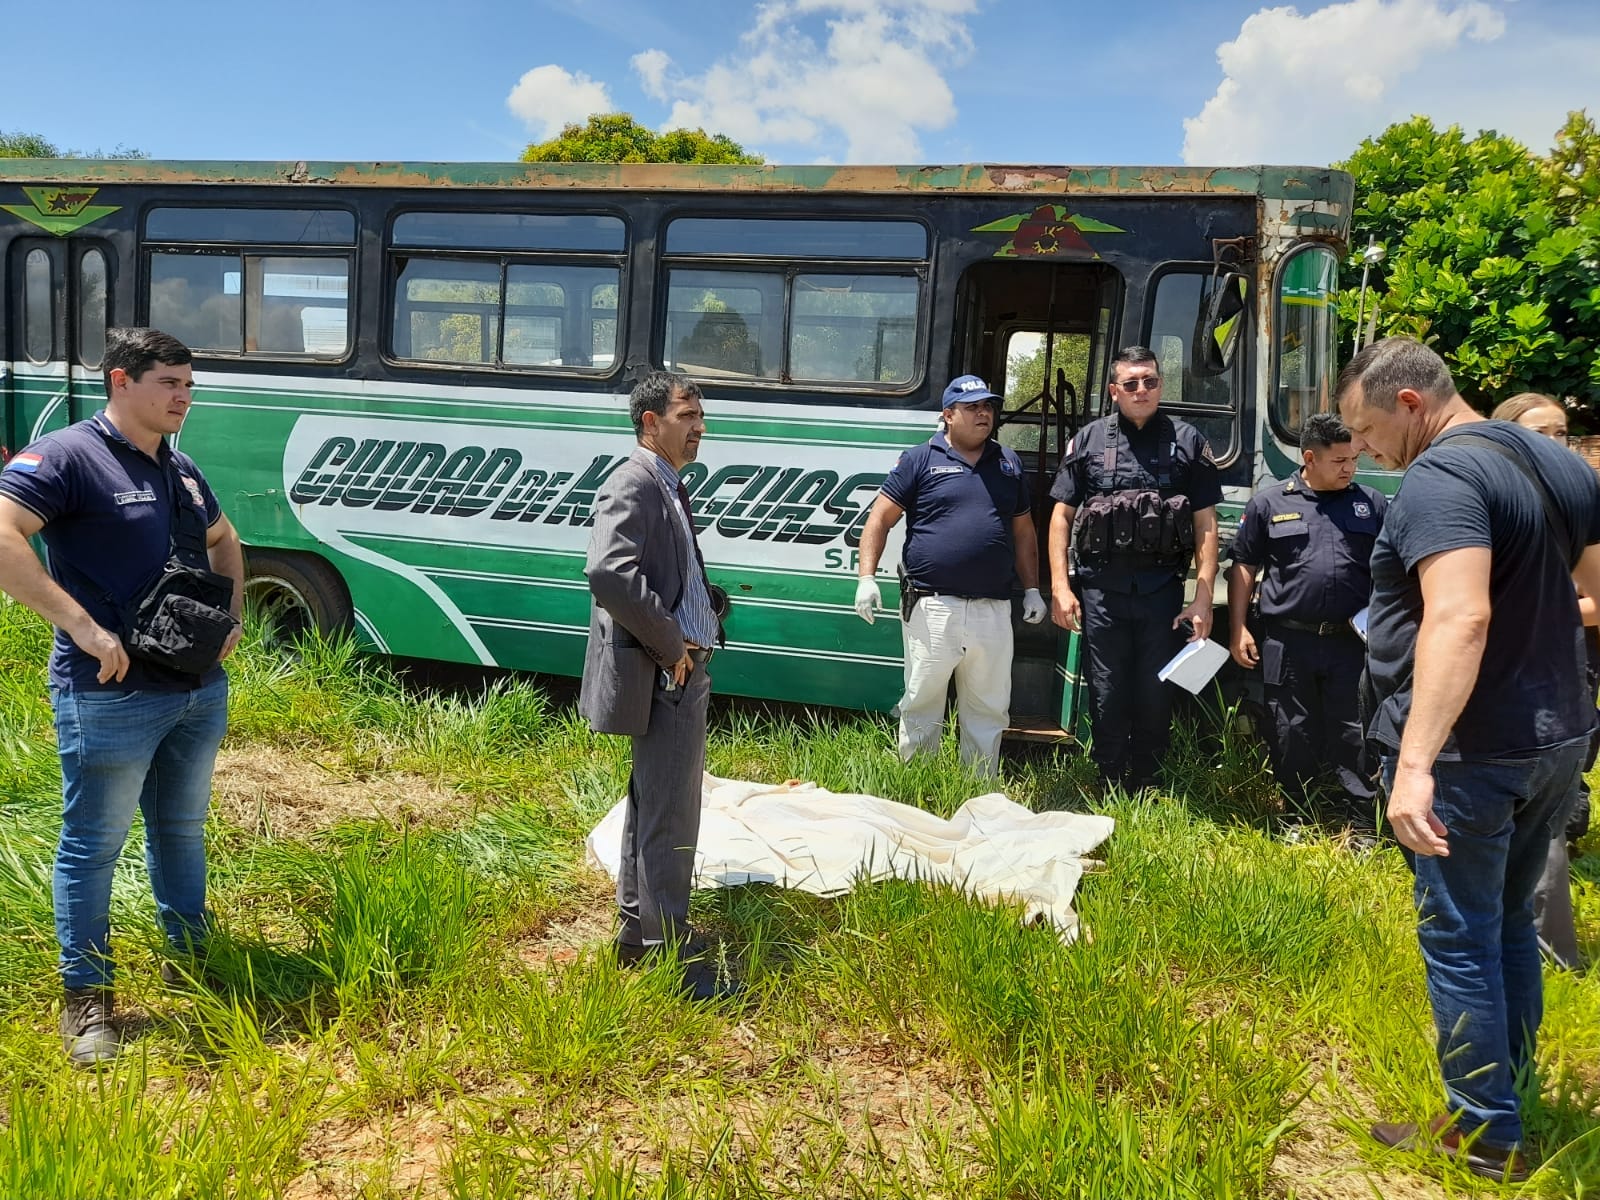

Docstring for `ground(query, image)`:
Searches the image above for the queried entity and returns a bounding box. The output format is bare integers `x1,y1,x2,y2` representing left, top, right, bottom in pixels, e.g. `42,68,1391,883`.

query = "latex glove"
854,575,882,624
1021,588,1047,624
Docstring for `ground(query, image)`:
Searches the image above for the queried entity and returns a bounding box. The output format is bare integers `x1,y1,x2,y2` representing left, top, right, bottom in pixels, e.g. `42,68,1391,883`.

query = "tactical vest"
1071,416,1195,570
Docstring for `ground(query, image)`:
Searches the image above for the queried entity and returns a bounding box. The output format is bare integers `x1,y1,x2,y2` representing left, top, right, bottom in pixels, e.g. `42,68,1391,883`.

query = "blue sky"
3,0,1596,167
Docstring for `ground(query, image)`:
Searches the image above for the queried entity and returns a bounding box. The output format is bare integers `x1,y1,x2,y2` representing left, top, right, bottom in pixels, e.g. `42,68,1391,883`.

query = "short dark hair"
1300,412,1352,451
1110,345,1160,379
629,371,702,438
1334,337,1454,413
103,327,192,397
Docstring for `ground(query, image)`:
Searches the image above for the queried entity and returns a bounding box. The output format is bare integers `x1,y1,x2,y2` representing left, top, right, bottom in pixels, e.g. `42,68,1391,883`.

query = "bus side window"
142,206,356,360
150,252,241,353
385,211,625,375
394,257,500,365
658,215,927,392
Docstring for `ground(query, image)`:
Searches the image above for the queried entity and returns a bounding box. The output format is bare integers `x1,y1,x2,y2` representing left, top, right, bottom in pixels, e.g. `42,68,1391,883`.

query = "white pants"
897,595,1013,776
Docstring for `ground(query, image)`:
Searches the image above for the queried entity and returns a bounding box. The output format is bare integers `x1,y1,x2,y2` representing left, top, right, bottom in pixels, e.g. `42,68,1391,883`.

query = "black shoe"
614,929,710,969
680,958,744,1003
61,987,120,1067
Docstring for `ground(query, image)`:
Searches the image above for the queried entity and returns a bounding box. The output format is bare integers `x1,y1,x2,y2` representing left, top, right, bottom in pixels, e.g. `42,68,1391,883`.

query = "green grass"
0,598,1597,1198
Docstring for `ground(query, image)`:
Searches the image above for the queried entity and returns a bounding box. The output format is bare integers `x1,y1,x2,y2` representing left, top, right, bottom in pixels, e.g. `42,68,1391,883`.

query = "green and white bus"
0,159,1351,732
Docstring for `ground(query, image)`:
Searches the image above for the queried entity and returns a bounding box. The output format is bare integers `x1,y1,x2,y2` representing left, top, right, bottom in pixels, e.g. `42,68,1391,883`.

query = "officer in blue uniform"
1048,346,1222,789
1227,412,1386,833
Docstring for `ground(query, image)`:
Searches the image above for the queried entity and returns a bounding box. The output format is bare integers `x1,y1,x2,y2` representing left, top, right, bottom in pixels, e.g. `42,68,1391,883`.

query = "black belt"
1268,617,1357,638
688,647,715,664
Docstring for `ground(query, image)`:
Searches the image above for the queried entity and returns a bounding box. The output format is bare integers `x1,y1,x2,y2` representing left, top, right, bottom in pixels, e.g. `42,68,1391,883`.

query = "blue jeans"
51,677,229,990
1381,736,1586,1147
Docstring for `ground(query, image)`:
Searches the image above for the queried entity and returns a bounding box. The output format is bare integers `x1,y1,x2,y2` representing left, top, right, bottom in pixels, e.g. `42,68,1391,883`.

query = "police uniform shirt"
0,412,224,693
1230,473,1386,624
880,432,1031,599
1049,411,1223,592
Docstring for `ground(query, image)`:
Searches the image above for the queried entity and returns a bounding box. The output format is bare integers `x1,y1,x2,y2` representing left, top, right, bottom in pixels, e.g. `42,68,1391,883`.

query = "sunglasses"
1113,377,1162,394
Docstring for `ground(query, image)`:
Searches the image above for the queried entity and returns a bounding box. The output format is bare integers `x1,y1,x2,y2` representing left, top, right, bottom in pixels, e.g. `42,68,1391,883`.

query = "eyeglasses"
1113,377,1162,394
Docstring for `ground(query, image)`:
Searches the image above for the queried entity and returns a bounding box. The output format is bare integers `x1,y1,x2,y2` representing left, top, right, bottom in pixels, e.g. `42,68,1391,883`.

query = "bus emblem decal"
2,187,121,237
970,205,1126,258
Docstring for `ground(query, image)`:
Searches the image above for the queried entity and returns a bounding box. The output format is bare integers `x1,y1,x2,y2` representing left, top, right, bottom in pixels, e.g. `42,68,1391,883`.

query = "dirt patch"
285,1110,453,1199
211,747,474,838
515,870,618,969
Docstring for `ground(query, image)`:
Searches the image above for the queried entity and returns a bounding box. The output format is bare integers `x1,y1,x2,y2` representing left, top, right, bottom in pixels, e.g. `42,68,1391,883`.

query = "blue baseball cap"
942,374,1000,408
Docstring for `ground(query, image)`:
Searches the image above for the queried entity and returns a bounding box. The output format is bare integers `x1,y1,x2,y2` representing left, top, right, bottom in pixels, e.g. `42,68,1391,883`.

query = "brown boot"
61,987,120,1067
1371,1115,1531,1183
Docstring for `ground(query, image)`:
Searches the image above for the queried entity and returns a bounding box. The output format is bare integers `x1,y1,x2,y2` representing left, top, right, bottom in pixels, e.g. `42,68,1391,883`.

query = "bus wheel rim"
244,573,315,647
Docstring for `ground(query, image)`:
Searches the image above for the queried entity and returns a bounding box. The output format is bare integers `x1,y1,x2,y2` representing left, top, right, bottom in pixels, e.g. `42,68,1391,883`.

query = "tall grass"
0,604,1596,1197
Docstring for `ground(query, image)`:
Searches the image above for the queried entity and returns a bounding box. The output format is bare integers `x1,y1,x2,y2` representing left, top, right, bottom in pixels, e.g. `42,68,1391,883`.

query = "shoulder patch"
1352,500,1372,518
4,452,42,473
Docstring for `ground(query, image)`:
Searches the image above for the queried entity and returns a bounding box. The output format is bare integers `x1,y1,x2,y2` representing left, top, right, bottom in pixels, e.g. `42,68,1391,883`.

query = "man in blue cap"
855,374,1045,776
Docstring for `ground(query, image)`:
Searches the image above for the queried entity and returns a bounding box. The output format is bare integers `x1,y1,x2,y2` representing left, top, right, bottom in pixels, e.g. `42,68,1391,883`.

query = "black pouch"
1135,491,1163,555
1166,495,1195,554
1109,500,1136,554
123,559,237,677
1074,500,1110,564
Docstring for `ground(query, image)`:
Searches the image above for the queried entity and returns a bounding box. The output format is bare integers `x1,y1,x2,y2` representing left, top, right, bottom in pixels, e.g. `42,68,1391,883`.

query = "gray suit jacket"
579,453,691,736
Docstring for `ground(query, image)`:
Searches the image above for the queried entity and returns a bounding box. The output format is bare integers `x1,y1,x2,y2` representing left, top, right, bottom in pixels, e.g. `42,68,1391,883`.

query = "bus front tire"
242,549,352,649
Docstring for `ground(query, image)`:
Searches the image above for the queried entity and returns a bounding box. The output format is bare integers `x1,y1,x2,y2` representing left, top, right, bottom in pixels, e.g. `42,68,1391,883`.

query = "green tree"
522,113,762,165
1,129,146,158
1,129,58,157
1336,112,1600,417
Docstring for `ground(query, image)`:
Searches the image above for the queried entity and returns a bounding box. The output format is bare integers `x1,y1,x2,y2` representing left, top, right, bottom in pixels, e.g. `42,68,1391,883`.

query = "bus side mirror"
1194,272,1249,376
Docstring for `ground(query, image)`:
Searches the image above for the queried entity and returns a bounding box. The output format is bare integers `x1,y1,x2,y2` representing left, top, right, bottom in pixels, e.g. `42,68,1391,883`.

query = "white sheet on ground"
585,775,1114,941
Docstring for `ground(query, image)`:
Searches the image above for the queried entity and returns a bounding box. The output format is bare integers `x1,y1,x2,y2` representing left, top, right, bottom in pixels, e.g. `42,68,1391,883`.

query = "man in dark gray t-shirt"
1338,337,1600,1183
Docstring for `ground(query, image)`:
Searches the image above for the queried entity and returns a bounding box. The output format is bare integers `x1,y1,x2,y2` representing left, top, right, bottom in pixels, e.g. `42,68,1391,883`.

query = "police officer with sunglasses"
1047,346,1222,790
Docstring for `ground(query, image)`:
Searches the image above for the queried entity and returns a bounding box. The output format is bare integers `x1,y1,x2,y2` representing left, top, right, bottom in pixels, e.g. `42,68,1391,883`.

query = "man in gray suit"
580,371,737,1002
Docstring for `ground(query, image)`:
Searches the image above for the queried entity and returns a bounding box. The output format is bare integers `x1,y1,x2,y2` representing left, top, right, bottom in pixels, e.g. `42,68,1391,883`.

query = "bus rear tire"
243,549,352,649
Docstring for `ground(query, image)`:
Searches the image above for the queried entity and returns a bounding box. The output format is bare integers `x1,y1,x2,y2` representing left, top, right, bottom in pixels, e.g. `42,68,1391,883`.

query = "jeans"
1381,736,1586,1147
51,676,229,990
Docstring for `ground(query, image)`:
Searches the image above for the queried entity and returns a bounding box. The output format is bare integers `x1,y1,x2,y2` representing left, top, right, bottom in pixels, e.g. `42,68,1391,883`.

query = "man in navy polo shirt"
0,327,243,1066
1340,337,1600,1182
854,375,1045,775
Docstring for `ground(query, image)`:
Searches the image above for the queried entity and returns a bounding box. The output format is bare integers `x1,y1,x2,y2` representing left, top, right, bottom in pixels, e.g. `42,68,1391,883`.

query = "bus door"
956,260,1120,738
5,237,113,458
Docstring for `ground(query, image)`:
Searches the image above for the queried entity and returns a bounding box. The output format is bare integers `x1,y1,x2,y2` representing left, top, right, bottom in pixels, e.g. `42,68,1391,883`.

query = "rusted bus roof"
0,159,1353,202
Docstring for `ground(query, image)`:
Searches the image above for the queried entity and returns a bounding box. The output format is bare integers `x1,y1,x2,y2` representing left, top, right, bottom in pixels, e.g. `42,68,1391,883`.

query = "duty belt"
1269,617,1356,638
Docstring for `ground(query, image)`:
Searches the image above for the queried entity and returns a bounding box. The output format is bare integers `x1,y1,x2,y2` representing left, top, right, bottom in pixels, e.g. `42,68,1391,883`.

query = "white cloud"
1182,0,1510,165
632,1,977,162
631,49,672,102
505,65,613,140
